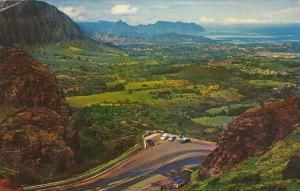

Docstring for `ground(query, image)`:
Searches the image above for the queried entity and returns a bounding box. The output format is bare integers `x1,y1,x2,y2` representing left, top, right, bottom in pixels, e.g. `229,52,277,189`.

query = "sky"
42,0,300,25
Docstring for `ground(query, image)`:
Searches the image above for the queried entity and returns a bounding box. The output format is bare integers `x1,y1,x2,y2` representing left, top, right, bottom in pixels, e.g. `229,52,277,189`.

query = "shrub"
208,176,221,185
230,173,261,184
282,155,300,179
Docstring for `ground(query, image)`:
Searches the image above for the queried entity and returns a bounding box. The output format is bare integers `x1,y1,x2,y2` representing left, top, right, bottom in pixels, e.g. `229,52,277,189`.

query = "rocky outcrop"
200,96,300,177
0,0,84,47
0,48,73,115
0,48,77,183
0,179,24,191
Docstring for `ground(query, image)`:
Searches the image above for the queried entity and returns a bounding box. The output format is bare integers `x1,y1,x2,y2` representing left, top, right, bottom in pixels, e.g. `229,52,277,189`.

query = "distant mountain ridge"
0,0,84,47
92,32,213,45
78,20,205,37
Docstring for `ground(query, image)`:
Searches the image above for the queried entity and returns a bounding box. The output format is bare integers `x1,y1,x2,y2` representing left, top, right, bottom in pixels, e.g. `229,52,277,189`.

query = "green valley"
1,1,300,189
23,39,300,176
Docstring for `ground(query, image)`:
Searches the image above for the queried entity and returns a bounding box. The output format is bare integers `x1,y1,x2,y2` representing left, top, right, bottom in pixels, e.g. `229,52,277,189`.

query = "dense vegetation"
26,39,300,173
190,125,300,191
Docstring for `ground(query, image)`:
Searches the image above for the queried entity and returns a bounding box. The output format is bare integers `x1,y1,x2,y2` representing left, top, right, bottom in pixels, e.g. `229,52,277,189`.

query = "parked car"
145,131,152,136
173,178,187,188
160,133,169,141
158,130,165,133
180,137,191,144
168,135,176,141
171,175,187,188
146,139,155,146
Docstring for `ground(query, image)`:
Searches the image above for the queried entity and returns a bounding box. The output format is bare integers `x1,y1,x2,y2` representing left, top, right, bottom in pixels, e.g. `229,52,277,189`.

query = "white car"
168,135,176,141
160,133,169,141
179,137,191,144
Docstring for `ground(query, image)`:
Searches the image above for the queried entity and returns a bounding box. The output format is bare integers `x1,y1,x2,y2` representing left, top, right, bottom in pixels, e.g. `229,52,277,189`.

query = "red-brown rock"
200,96,300,177
0,48,67,112
0,48,78,183
0,179,23,191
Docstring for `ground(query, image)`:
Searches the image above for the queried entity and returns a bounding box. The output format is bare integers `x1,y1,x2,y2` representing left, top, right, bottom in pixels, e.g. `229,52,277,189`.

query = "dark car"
146,139,155,146
174,179,187,188
171,176,187,188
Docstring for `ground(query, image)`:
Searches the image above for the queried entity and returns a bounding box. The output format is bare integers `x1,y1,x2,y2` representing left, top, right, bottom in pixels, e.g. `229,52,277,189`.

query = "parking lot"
67,133,216,191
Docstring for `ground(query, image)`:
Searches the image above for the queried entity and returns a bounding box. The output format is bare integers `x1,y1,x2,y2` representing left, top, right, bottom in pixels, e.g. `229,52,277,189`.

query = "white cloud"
153,5,169,9
198,16,215,24
224,17,263,24
266,6,300,23
58,6,90,21
111,4,138,15
172,1,198,5
172,0,237,6
226,3,300,25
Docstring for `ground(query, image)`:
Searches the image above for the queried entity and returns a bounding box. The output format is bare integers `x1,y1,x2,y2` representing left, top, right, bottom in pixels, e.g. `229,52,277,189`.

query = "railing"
23,145,143,191
0,0,26,13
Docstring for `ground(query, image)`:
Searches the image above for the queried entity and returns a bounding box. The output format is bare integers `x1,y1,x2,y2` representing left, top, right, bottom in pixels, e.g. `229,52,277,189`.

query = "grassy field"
192,116,234,127
67,90,153,107
67,78,248,108
248,80,296,89
205,103,258,116
125,80,190,90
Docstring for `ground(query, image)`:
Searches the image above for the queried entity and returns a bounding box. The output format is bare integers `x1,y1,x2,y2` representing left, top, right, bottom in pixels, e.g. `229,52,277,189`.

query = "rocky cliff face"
0,0,84,47
0,48,77,183
200,96,300,177
0,179,24,191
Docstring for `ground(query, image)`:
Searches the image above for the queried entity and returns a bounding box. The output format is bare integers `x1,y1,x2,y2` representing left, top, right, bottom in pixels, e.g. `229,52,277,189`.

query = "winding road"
24,134,215,191
58,136,214,191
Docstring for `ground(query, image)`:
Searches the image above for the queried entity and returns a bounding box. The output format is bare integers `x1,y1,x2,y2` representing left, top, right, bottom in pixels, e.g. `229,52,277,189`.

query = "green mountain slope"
191,125,300,191
0,0,84,46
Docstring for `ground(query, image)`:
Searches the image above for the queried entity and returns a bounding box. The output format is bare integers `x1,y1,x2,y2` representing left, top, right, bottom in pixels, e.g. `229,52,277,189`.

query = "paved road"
63,138,216,191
